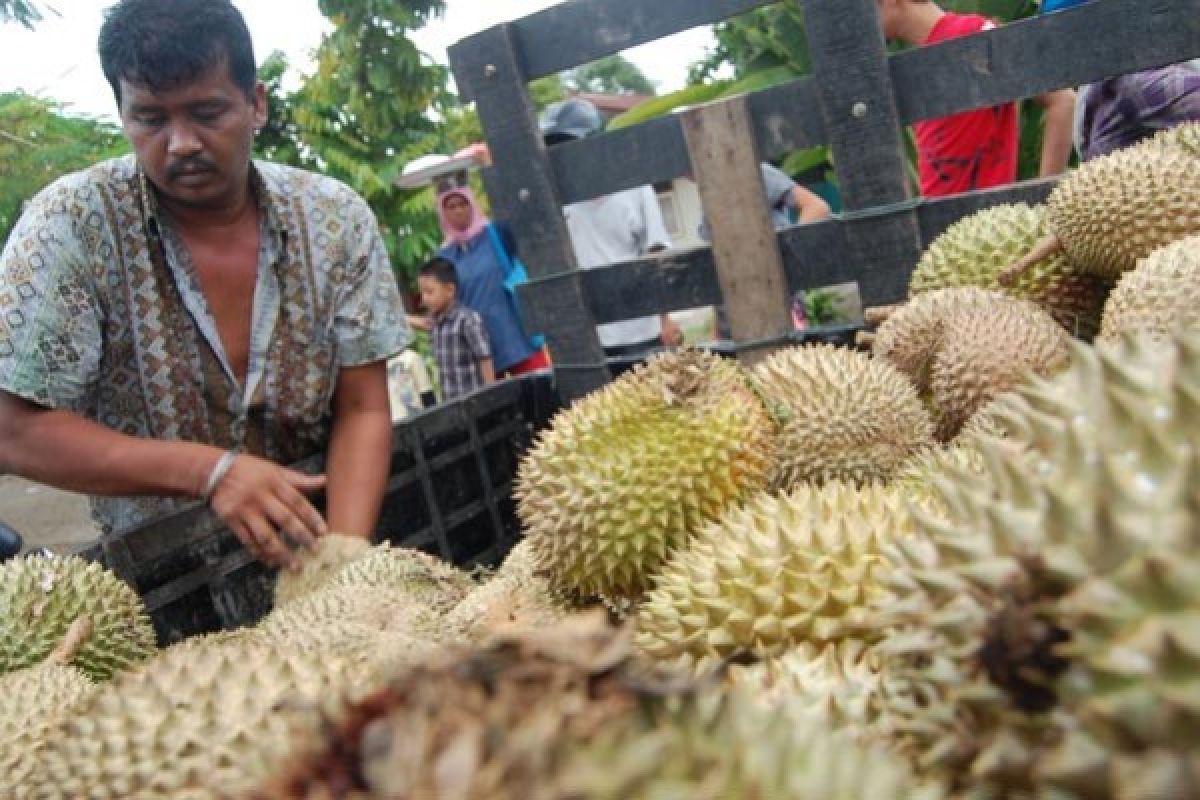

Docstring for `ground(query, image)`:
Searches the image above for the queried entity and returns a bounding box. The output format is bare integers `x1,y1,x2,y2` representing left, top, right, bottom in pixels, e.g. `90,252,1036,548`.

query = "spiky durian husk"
555,689,945,800
1140,120,1200,158
752,345,935,488
1098,235,1200,344
0,554,156,682
517,349,775,603
257,615,942,800
635,482,924,677
1046,147,1200,281
259,584,443,642
928,294,1072,441
0,661,93,757
441,538,574,643
323,544,476,614
273,533,372,606
892,445,986,507
0,637,376,800
868,331,1200,797
910,204,1110,338
871,287,999,395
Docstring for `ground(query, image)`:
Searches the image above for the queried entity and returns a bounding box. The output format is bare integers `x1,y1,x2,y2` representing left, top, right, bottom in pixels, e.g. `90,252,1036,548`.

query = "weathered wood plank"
450,25,609,399
550,115,689,205
681,97,792,366
748,76,828,161
509,0,777,82
800,0,923,307
894,0,1200,124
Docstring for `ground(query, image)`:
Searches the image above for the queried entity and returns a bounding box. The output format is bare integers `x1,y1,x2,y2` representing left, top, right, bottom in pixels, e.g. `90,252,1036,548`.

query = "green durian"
752,344,935,488
259,584,443,643
323,543,476,614
517,348,775,603
0,554,156,682
910,203,1110,338
273,532,372,605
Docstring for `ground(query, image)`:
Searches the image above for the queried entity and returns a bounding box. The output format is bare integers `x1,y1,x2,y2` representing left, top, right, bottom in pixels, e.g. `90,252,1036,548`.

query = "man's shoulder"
24,155,138,216
927,12,992,44
253,161,371,212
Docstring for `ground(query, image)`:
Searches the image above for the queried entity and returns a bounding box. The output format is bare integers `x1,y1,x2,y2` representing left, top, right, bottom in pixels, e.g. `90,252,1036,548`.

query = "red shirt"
914,13,1019,197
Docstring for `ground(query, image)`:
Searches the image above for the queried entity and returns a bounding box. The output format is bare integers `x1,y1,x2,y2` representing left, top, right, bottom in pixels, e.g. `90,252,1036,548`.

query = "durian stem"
999,234,1063,286
48,617,93,665
855,331,877,349
863,305,901,326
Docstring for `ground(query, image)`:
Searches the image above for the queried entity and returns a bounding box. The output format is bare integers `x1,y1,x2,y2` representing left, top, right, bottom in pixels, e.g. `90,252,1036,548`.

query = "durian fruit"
910,203,1110,338
635,482,924,677
555,688,945,800
259,584,443,643
323,544,477,615
727,640,884,726
0,553,157,681
518,348,775,603
441,538,573,643
871,288,1071,441
868,331,1200,797
0,618,94,758
1,634,377,800
274,532,372,605
752,345,935,488
1098,234,1200,343
928,293,1071,440
1142,120,1200,158
257,614,943,800
1004,146,1200,284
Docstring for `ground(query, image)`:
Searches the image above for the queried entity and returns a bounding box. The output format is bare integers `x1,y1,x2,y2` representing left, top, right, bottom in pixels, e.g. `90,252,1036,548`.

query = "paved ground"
0,475,99,553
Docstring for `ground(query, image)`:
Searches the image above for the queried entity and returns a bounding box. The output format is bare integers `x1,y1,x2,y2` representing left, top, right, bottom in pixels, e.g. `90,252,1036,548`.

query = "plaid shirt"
432,303,491,401
1080,64,1200,160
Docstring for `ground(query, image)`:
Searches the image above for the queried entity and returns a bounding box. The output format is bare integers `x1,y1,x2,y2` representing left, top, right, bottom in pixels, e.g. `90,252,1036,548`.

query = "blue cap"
1041,0,1090,13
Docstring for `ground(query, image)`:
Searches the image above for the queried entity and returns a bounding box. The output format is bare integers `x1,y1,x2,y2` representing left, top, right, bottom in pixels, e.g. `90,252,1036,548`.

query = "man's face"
119,62,266,212
418,275,455,316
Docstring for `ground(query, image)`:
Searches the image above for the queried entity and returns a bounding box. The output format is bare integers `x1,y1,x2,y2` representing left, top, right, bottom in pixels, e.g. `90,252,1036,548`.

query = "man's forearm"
1038,89,1076,176
0,392,219,498
324,406,392,537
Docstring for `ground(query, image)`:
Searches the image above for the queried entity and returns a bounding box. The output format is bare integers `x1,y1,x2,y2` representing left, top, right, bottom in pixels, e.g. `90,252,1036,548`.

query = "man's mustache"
168,158,217,180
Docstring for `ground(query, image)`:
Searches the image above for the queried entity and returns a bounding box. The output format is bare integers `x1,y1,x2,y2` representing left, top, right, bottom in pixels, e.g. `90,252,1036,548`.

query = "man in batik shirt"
0,0,409,569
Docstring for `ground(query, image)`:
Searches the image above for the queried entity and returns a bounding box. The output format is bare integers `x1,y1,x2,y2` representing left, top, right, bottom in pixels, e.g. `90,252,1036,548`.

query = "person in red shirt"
875,0,1076,196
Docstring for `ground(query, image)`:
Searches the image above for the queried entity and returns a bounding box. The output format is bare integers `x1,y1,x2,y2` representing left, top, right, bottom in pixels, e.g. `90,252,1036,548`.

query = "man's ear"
252,81,268,130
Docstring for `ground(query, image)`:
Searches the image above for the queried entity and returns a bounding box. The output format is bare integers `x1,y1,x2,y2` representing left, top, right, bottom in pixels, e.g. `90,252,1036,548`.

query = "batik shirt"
1078,64,1200,160
0,155,409,534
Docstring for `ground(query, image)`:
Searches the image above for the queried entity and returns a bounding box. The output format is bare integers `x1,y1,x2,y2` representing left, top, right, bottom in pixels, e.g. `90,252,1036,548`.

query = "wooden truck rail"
449,0,1200,399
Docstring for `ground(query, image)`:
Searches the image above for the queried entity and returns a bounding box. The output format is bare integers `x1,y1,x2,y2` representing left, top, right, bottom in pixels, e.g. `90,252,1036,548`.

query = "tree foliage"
565,54,656,96
0,93,128,247
0,0,48,29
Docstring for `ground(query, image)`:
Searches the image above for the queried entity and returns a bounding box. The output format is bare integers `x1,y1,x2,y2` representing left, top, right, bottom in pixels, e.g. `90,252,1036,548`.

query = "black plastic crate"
74,373,560,645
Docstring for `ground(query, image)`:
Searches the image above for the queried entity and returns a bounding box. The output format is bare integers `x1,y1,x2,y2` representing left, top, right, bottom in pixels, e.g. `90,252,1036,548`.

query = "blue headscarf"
1041,0,1090,12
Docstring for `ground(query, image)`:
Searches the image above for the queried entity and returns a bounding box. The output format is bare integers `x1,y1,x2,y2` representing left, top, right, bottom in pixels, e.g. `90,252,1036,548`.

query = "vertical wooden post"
450,26,610,401
800,0,924,307
681,96,792,366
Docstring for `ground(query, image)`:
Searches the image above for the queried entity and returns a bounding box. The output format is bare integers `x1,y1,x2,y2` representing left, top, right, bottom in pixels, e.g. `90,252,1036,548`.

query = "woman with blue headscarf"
1042,0,1200,159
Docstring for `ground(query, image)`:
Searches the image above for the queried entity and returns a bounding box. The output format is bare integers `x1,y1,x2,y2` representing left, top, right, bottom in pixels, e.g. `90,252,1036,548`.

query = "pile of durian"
1,122,1198,800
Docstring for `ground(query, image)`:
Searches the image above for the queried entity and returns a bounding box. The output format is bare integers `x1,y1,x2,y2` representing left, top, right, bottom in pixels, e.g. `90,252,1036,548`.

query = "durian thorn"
855,331,877,349
999,233,1063,286
48,616,94,665
863,304,901,326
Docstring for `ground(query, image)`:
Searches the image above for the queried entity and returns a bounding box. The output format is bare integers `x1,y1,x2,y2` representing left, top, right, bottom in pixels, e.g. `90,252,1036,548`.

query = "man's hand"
207,454,328,570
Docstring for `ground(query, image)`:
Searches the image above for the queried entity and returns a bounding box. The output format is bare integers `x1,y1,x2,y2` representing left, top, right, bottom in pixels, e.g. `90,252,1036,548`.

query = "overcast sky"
0,1,717,123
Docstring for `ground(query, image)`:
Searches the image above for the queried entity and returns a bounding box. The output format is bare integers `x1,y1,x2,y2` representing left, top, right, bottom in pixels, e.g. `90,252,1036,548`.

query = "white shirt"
563,186,672,348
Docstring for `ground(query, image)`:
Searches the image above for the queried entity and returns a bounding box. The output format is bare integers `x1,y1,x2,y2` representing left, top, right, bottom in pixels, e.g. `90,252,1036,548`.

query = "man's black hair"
98,0,257,108
419,257,460,288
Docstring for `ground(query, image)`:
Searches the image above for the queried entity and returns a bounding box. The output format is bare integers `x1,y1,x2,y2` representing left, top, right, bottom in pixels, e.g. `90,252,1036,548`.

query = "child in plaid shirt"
418,258,495,401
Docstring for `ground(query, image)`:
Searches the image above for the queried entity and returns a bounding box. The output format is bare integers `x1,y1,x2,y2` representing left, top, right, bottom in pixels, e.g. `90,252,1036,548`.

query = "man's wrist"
202,451,238,501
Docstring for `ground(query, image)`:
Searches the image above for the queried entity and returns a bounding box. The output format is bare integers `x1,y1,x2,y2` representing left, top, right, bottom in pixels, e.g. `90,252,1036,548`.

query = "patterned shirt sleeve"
464,310,492,362
333,194,411,367
0,184,103,412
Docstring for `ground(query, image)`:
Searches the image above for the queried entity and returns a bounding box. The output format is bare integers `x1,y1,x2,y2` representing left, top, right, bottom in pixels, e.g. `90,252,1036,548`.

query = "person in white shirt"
541,99,683,366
